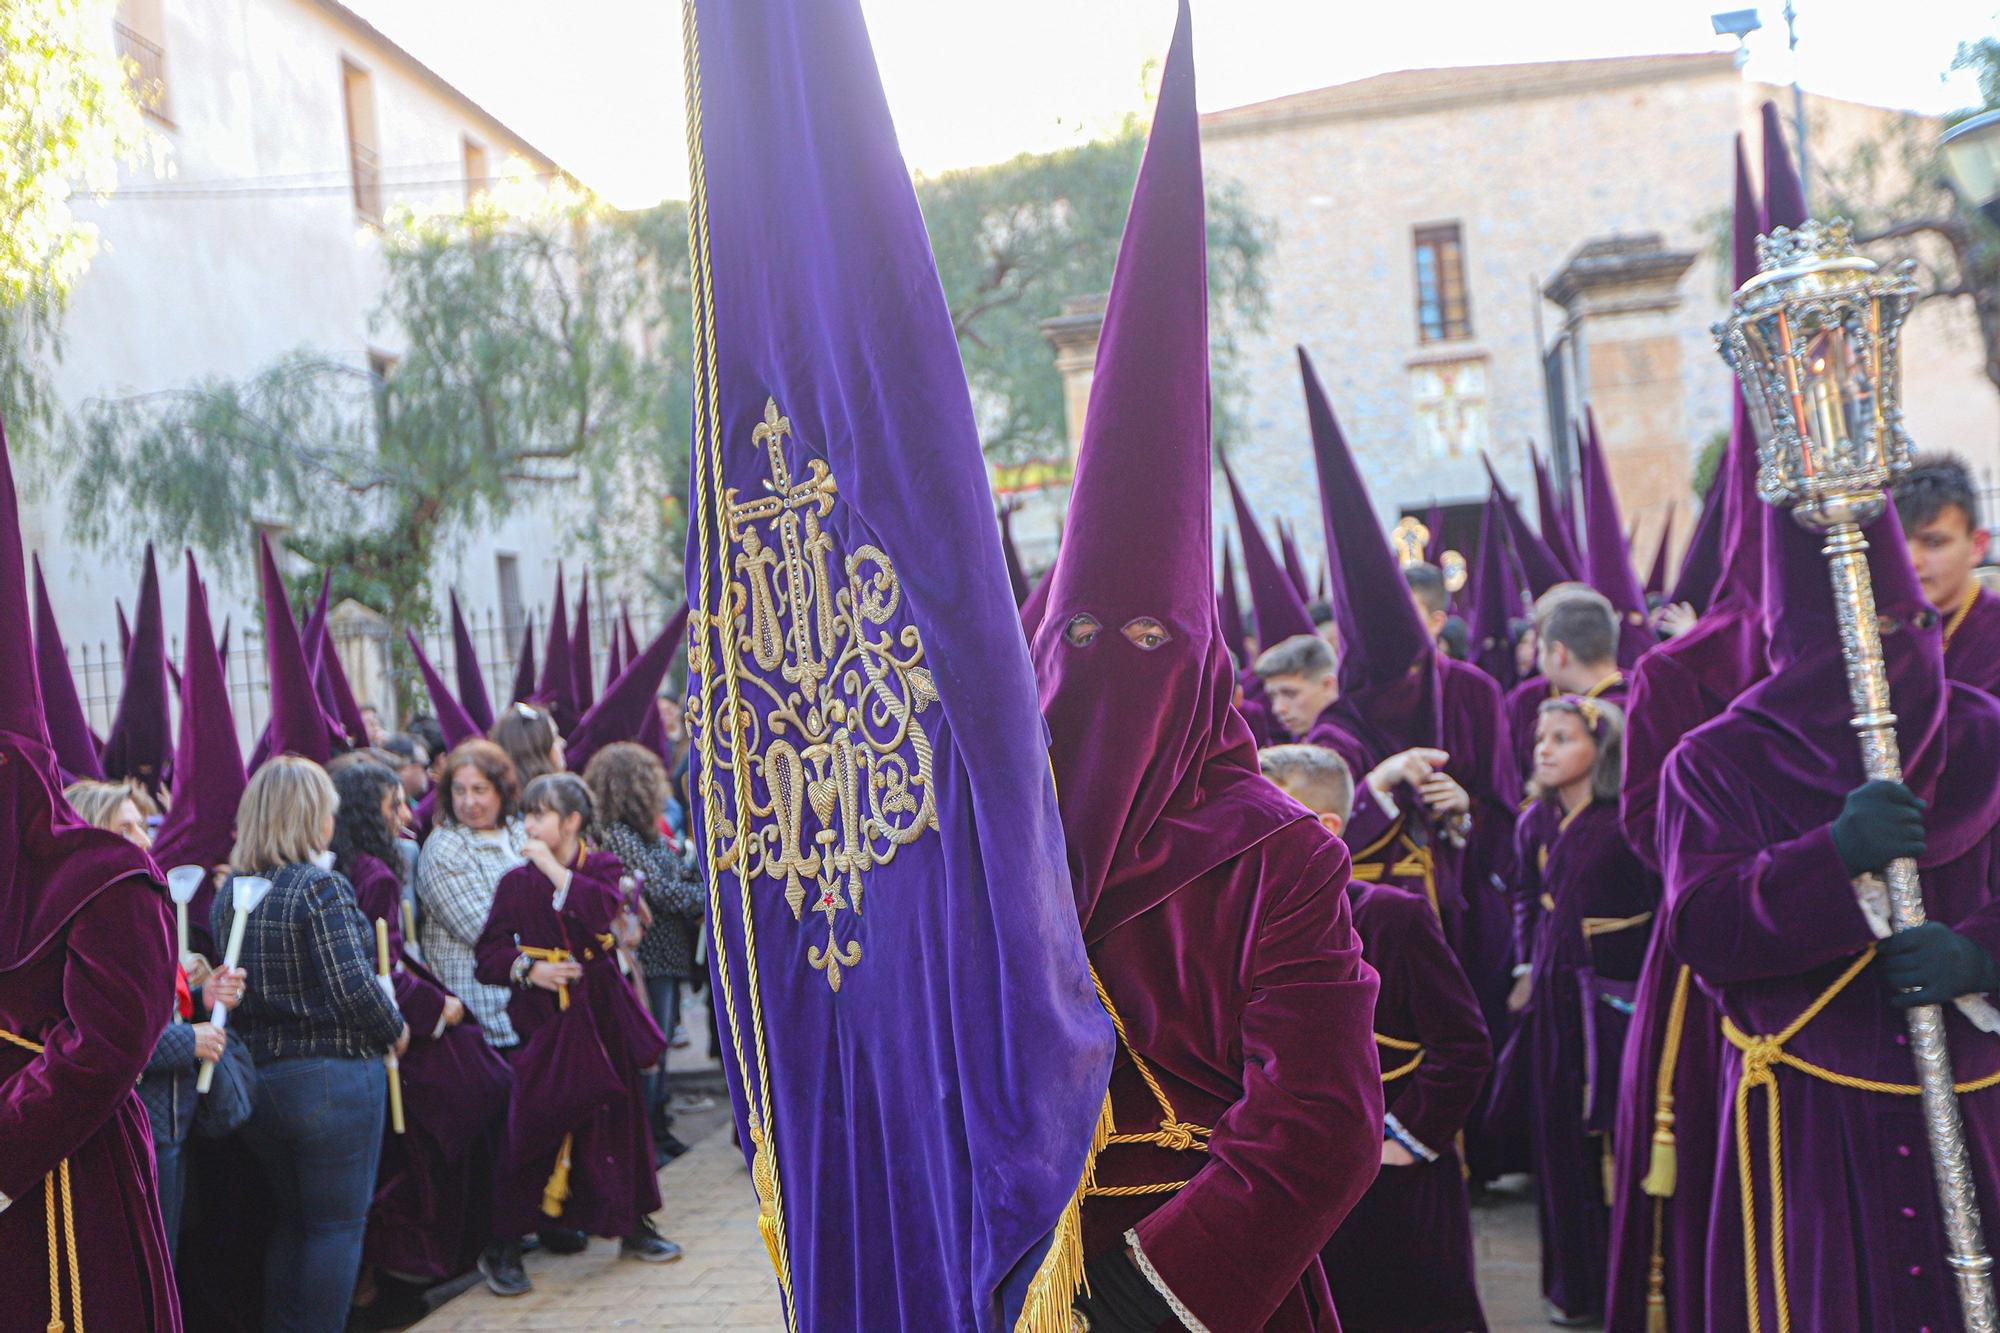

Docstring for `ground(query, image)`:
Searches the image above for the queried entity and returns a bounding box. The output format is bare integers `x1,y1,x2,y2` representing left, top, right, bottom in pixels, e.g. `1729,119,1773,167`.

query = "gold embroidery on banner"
714,399,940,991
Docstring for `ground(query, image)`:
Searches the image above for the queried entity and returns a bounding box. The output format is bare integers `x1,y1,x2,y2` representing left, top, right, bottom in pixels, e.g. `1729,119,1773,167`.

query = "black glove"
1071,1248,1174,1333
1830,780,1927,877
1877,923,2000,1009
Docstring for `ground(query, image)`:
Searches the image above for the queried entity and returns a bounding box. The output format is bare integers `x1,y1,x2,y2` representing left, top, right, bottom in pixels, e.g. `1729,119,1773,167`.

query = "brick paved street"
412,1126,1553,1332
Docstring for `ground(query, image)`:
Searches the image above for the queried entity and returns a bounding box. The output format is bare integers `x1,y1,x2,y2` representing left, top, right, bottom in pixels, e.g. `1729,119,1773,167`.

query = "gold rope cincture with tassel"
1721,946,2000,1333
1640,964,1695,1333
1348,815,1441,920
681,2,795,1324
1375,1032,1425,1084
1084,969,1215,1200
0,1028,85,1333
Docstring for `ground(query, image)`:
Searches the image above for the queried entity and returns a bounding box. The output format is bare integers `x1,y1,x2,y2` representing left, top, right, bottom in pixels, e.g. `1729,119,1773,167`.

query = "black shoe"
658,1132,691,1160
537,1226,589,1255
478,1243,531,1297
621,1218,684,1264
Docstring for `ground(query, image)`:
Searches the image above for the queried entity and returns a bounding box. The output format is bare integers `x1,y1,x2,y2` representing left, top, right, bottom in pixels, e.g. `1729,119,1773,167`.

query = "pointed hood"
509,614,536,710
567,603,688,773
0,420,157,970
569,570,596,715
1020,563,1054,641
449,589,494,733
1579,411,1651,665
1533,445,1586,578
1217,538,1248,663
153,551,246,875
1670,137,1765,614
255,535,341,766
998,504,1033,606
406,630,481,750
32,556,104,781
1300,347,1442,754
1482,453,1572,596
1644,504,1675,596
1032,4,1299,933
1760,100,1807,230
1278,519,1311,602
1224,457,1316,647
537,568,577,732
116,600,131,666
100,543,173,794
1467,493,1520,688
309,605,371,749
619,605,640,668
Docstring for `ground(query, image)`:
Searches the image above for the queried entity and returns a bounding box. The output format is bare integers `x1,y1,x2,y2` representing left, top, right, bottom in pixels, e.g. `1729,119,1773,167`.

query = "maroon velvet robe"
1946,586,2000,696
1507,799,1657,1324
350,854,511,1278
0,879,180,1330
1082,826,1383,1332
1661,715,2000,1333
474,851,664,1239
1322,880,1491,1332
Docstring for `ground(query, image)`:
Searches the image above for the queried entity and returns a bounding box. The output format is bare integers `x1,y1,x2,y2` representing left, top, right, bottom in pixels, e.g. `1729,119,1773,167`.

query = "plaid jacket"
416,820,526,1047
209,863,404,1063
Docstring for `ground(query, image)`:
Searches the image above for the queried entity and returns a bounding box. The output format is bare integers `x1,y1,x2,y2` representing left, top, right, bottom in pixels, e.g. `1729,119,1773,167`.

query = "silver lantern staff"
1716,217,1996,1332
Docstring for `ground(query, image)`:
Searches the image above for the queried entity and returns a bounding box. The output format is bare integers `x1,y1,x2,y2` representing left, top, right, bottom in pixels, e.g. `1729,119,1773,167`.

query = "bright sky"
351,0,1997,209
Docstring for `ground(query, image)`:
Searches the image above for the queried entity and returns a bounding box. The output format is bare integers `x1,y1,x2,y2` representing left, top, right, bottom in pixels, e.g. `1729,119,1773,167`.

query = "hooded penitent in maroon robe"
1658,477,2000,1332
1605,130,1769,1333
1579,414,1654,669
31,556,103,784
473,850,664,1239
349,852,511,1279
100,543,173,797
0,424,180,1331
1031,12,1382,1327
1321,879,1492,1332
1507,795,1659,1325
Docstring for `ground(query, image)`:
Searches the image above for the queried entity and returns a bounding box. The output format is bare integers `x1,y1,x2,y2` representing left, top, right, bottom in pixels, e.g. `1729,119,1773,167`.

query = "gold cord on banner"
680,3,796,1326
0,1028,85,1332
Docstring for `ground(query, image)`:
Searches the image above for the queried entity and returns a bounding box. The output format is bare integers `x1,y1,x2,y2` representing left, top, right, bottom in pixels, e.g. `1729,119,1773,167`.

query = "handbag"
193,1036,258,1138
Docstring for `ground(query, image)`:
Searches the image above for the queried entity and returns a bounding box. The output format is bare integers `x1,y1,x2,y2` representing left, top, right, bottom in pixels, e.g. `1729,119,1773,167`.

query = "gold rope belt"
1084,969,1212,1199
1350,832,1439,920
1719,946,2000,1333
1641,964,1696,1333
518,936,616,1011
1375,1032,1424,1084
0,1027,85,1333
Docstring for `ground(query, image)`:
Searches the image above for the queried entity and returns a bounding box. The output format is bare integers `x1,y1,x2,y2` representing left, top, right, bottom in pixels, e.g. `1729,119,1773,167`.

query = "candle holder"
1716,218,1995,1332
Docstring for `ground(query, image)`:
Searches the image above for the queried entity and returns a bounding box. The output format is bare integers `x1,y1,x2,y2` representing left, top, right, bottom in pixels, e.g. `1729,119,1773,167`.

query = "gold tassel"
1643,1128,1678,1199
1012,1092,1116,1333
1646,1195,1670,1332
749,1116,785,1280
540,1133,574,1218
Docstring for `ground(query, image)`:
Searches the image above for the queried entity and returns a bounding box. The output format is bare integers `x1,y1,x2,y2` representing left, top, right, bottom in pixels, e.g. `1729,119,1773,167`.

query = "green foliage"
66,186,693,663
0,0,149,446
916,124,1273,465
1692,428,1729,500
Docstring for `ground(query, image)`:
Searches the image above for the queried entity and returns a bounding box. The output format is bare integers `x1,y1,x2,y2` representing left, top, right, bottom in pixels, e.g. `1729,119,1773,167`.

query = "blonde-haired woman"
211,756,408,1333
65,779,244,1263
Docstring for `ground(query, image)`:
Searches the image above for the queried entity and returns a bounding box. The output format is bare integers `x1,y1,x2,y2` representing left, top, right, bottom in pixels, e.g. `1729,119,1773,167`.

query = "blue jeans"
154,1133,186,1263
241,1056,386,1333
644,975,683,1123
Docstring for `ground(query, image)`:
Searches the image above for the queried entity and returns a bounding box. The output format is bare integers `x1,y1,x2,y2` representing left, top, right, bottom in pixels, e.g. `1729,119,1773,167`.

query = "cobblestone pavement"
412,1136,1553,1333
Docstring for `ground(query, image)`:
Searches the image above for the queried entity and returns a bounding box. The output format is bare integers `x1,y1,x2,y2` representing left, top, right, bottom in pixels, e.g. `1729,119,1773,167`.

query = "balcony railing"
350,140,382,222
113,21,170,122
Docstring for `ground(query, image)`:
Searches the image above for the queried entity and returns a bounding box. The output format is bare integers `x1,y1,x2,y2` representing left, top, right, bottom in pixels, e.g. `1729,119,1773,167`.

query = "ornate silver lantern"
1716,219,1997,1332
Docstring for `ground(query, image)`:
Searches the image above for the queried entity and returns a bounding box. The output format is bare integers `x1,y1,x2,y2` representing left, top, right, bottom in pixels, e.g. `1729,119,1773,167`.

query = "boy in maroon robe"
1893,453,2000,694
1658,461,2000,1330
1035,10,1383,1329
1502,586,1627,783
474,773,672,1274
0,425,180,1330
1262,744,1492,1333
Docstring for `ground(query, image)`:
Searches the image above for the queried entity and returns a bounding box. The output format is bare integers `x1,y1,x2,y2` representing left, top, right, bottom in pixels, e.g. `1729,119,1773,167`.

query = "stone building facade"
1024,53,2000,581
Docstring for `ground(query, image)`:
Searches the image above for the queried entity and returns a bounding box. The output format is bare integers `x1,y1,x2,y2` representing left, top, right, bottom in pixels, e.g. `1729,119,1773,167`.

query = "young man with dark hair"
1893,453,2000,692
1501,585,1626,782
1405,562,1450,641
1261,743,1491,1333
